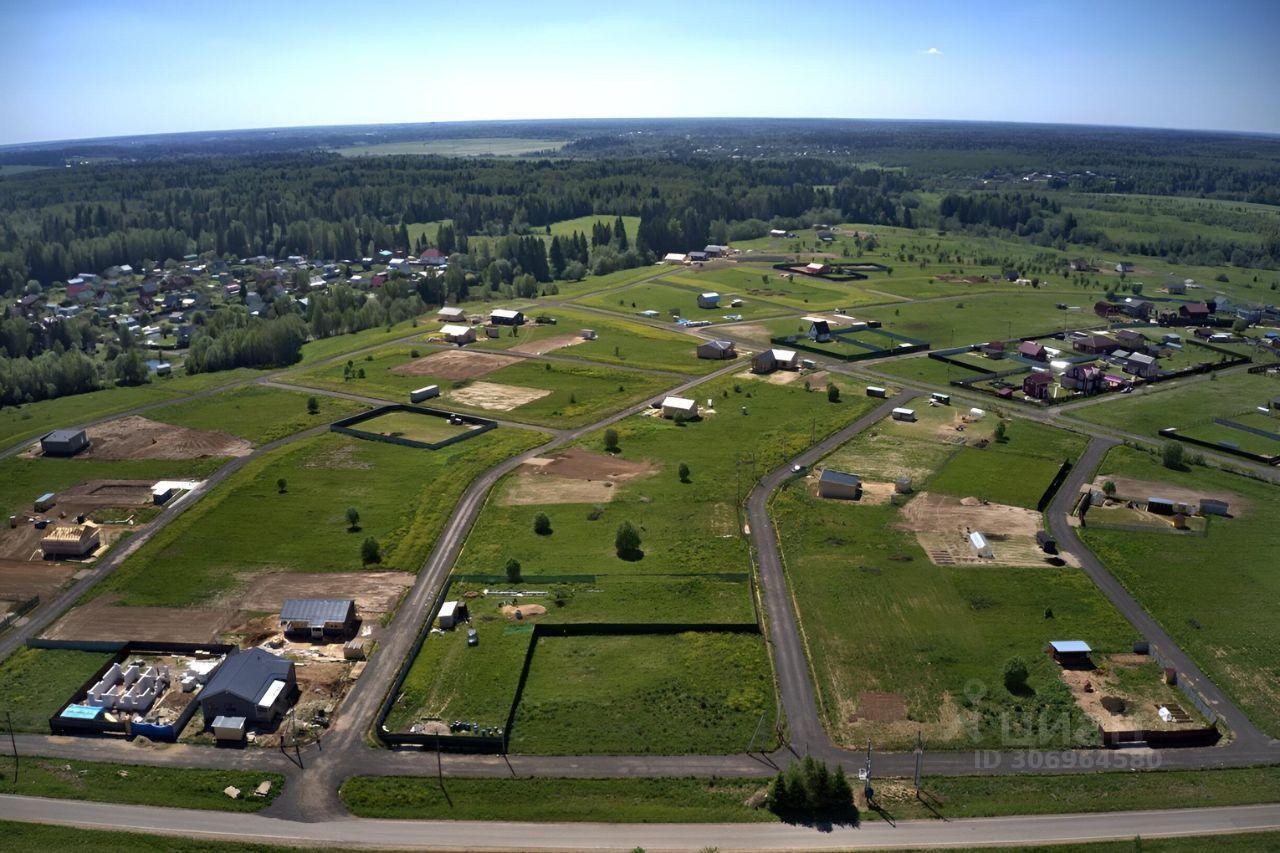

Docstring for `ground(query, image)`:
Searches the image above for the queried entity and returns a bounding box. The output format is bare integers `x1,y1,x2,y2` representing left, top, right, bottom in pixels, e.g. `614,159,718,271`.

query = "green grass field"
0,647,114,731
574,278,792,322
859,292,1102,348
150,385,367,444
99,428,543,607
288,343,672,427
1080,445,1280,737
1067,370,1280,437
332,138,567,157
453,373,878,576
0,454,225,523
664,264,876,310
465,308,719,374
355,409,474,443
295,315,431,366
926,419,1085,508
387,575,756,733
0,757,283,812
510,632,775,754
340,765,1280,824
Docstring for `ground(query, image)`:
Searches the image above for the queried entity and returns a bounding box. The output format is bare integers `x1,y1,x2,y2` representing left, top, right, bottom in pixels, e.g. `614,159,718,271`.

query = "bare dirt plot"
449,381,550,412
806,476,895,506
0,480,154,562
1060,656,1200,733
44,595,233,644
32,416,252,460
501,448,657,505
1090,475,1245,514
525,448,656,480
853,691,908,722
899,492,1073,567
508,334,588,356
234,571,413,615
501,476,621,506
391,349,519,381
0,559,77,599
501,603,547,620
737,368,803,385
255,660,354,748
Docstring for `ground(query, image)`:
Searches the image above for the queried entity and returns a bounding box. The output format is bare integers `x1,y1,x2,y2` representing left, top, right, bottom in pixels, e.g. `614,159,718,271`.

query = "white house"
663,253,688,264
441,323,476,344
437,306,466,321
661,396,699,420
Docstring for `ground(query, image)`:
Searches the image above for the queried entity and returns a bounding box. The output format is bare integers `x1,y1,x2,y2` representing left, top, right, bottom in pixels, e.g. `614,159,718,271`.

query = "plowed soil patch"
40,415,252,460
44,595,232,644
503,448,656,506
234,571,413,614
392,349,518,380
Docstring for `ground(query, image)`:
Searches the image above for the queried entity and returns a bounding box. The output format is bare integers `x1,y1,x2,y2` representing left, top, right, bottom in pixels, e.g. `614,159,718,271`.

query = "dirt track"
36,416,252,460
391,350,518,381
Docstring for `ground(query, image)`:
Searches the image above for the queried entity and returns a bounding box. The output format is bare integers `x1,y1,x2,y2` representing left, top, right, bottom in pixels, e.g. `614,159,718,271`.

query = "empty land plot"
0,560,77,600
1066,370,1279,437
0,647,114,731
386,575,756,734
821,405,988,484
149,385,366,445
500,448,656,505
98,428,543,607
899,492,1069,568
333,138,567,157
356,409,477,443
1080,445,1280,737
454,374,878,576
669,266,870,310
509,632,775,754
926,418,1085,508
448,381,551,411
295,315,430,366
575,279,790,322
44,595,233,644
391,349,518,380
859,292,1100,348
772,485,1135,750
35,415,252,460
236,571,413,615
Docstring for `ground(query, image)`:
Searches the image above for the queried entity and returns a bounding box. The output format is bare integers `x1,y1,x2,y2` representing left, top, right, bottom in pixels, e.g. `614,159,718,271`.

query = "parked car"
467,628,479,646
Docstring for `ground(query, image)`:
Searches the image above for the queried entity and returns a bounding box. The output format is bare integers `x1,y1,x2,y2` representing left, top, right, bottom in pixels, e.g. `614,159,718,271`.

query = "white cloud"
924,47,943,56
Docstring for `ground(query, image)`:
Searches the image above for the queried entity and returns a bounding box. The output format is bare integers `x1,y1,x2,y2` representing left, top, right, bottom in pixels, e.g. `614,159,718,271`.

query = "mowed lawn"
150,385,367,445
1067,370,1280,437
453,373,880,576
510,632,775,754
0,647,114,731
286,344,672,427
772,487,1136,750
387,575,755,733
859,292,1102,348
99,428,544,607
1080,445,1280,737
926,419,1086,509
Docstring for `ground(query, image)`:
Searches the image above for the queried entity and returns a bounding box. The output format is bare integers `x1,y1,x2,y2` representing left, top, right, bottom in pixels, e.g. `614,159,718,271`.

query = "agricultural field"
286,343,671,427
97,427,543,607
775,409,1127,749
1080,445,1280,737
1066,369,1280,438
149,385,367,445
332,138,567,157
574,278,792,322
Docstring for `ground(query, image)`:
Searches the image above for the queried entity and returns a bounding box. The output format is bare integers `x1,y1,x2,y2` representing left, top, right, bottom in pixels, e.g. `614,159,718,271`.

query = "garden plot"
500,449,657,506
391,349,518,381
899,492,1069,567
449,382,552,411
33,416,252,460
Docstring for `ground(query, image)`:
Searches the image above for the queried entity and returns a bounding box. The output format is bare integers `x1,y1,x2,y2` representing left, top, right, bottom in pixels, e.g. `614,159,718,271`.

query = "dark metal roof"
280,598,355,628
203,648,292,705
700,340,734,351
819,469,861,487
43,428,86,443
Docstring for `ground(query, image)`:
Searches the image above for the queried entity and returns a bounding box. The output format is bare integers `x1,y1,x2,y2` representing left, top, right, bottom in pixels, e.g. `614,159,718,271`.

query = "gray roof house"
40,428,90,457
696,339,737,360
280,599,358,640
817,469,861,500
200,649,296,726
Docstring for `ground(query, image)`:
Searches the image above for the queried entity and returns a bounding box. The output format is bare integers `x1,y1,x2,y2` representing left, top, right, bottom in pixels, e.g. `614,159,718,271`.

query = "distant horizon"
4,114,1279,152
3,0,1278,146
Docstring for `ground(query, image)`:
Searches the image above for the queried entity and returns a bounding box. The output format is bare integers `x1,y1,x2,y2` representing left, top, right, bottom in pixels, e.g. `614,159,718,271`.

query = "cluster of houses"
661,244,734,265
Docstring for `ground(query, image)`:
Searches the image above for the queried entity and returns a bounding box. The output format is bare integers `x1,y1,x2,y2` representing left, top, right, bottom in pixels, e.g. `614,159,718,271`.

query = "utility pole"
863,739,874,804
6,712,16,784
913,730,923,796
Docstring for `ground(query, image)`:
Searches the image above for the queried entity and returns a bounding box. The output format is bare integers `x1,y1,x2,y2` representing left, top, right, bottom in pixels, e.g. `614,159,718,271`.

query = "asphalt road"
4,795,1280,851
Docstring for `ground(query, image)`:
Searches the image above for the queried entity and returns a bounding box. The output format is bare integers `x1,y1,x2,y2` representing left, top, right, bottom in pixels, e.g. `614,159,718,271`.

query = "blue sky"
3,0,1278,145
